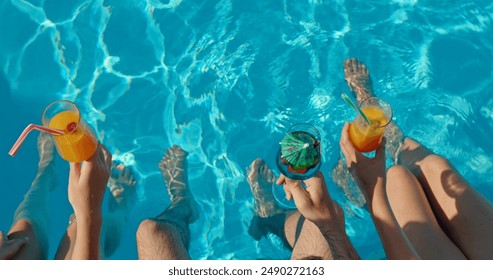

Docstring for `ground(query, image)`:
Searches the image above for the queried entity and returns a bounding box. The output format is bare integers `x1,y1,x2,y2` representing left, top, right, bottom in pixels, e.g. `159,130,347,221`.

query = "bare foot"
108,162,137,213
97,163,137,258
246,159,287,241
344,58,374,103
158,145,199,223
247,159,285,218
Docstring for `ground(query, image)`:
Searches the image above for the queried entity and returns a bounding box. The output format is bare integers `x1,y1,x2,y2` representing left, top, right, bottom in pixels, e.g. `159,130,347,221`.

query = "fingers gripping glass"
348,97,392,153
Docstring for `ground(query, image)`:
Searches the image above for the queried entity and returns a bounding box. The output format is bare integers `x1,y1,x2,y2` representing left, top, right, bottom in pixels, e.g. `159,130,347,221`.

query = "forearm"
71,211,102,260
368,180,419,260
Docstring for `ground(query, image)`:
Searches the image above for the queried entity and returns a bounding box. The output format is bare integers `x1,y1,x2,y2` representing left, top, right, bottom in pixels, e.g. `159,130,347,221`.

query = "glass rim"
359,97,393,129
42,100,81,135
286,122,321,139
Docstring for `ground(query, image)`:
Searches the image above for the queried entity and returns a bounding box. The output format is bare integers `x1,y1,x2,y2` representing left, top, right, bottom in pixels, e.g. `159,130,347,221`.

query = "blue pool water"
1,0,492,260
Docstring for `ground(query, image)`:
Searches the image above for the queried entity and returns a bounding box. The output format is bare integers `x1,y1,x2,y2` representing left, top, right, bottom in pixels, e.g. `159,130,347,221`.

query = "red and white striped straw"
8,124,64,157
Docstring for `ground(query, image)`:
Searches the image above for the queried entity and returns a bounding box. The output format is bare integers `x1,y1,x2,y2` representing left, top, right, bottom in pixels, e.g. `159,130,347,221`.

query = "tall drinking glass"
42,100,98,162
349,97,392,153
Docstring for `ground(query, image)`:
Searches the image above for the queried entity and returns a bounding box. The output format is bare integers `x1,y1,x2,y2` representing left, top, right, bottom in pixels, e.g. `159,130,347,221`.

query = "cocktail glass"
276,123,322,180
348,97,392,153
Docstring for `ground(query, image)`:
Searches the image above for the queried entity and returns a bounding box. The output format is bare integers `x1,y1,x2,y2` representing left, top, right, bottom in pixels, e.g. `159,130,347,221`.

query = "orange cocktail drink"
42,100,97,162
349,97,392,153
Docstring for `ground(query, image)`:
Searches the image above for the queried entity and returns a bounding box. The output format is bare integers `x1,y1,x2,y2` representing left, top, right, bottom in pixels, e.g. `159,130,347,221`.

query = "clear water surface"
1,0,492,260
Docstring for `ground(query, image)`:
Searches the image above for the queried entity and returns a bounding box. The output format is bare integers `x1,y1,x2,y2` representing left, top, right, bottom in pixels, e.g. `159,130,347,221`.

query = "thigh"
399,138,493,259
136,219,190,260
386,165,466,260
284,212,332,260
414,154,493,259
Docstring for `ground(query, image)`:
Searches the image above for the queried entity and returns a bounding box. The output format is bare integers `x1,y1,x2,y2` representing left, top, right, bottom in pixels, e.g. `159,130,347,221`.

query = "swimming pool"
1,0,492,260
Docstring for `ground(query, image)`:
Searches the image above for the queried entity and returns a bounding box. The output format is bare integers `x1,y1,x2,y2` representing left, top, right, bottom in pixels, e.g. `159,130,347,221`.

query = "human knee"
387,165,413,180
8,219,33,235
136,219,160,242
136,219,179,244
386,165,416,192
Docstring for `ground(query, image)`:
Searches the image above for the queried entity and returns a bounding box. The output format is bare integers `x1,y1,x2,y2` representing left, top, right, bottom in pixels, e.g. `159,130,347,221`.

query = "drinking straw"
341,93,372,126
9,124,64,156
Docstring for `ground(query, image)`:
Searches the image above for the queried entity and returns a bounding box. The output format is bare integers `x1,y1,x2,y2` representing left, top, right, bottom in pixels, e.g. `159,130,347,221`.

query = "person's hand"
277,171,360,260
68,143,112,218
276,172,345,233
339,122,386,203
0,231,29,260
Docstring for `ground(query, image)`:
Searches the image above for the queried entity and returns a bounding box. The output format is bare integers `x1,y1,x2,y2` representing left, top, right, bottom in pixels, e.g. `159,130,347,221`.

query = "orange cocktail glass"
42,100,98,162
349,97,392,153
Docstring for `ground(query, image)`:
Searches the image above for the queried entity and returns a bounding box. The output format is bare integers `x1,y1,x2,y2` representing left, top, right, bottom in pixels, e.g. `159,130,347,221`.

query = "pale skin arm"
68,144,112,260
339,122,419,260
276,172,360,260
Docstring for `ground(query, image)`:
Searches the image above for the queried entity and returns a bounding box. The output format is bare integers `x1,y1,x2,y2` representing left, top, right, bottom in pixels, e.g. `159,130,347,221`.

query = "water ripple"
2,0,493,260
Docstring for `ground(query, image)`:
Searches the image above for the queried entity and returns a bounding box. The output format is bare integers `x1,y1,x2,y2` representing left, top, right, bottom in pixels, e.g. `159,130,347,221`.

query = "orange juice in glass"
42,100,98,162
349,97,392,153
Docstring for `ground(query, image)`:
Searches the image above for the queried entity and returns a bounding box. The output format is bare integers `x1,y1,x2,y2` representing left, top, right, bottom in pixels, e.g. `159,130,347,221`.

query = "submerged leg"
102,162,137,258
246,159,288,242
136,145,199,260
9,133,56,259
